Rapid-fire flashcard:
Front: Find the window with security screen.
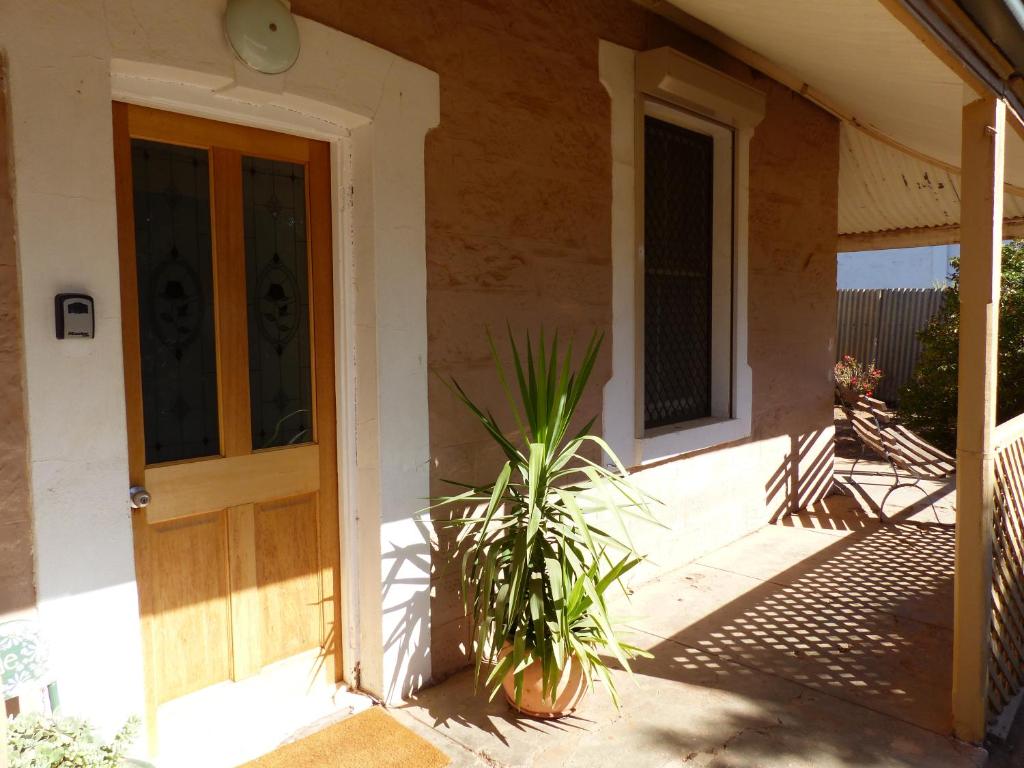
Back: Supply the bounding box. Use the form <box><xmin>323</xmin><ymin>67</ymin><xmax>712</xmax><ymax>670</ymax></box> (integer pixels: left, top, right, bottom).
<box><xmin>643</xmin><ymin>114</ymin><xmax>716</xmax><ymax>430</ymax></box>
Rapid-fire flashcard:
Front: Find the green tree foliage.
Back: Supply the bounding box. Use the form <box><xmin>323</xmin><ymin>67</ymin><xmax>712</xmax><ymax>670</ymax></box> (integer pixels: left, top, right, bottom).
<box><xmin>899</xmin><ymin>240</ymin><xmax>1024</xmax><ymax>453</ymax></box>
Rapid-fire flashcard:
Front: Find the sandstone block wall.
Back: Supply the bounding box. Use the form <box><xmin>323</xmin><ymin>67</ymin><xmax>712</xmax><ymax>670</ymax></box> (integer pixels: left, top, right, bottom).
<box><xmin>271</xmin><ymin>0</ymin><xmax>840</xmax><ymax>681</ymax></box>
<box><xmin>0</xmin><ymin>56</ymin><xmax>36</xmax><ymax>621</ymax></box>
<box><xmin>617</xmin><ymin>78</ymin><xmax>839</xmax><ymax>591</ymax></box>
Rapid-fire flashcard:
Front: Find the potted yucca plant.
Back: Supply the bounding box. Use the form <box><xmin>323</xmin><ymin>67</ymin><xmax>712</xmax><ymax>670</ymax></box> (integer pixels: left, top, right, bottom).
<box><xmin>429</xmin><ymin>329</ymin><xmax>661</xmax><ymax>718</ymax></box>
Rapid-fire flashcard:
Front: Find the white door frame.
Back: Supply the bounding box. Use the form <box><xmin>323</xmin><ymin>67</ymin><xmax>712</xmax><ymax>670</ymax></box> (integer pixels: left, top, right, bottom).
<box><xmin>2</xmin><ymin>2</ymin><xmax>438</xmax><ymax>735</ymax></box>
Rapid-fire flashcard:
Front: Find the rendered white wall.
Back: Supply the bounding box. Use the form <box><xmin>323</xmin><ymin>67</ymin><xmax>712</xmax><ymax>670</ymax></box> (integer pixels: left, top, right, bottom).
<box><xmin>2</xmin><ymin>2</ymin><xmax>144</xmax><ymax>733</ymax></box>
<box><xmin>1</xmin><ymin>0</ymin><xmax>438</xmax><ymax>739</ymax></box>
<box><xmin>616</xmin><ymin>428</ymin><xmax>835</xmax><ymax>585</ymax></box>
<box><xmin>837</xmin><ymin>244</ymin><xmax>957</xmax><ymax>289</ymax></box>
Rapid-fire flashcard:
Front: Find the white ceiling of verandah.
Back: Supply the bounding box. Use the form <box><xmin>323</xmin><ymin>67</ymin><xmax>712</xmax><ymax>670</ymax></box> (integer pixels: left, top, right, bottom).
<box><xmin>659</xmin><ymin>0</ymin><xmax>1024</xmax><ymax>239</ymax></box>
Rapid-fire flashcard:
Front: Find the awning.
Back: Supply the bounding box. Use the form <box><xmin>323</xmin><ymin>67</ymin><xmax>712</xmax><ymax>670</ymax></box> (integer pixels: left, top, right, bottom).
<box><xmin>640</xmin><ymin>0</ymin><xmax>1024</xmax><ymax>249</ymax></box>
<box><xmin>839</xmin><ymin>126</ymin><xmax>1024</xmax><ymax>249</ymax></box>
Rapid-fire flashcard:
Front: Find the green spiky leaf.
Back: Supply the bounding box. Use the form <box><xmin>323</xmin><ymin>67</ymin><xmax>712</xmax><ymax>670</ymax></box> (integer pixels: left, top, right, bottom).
<box><xmin>424</xmin><ymin>328</ymin><xmax>663</xmax><ymax>708</ymax></box>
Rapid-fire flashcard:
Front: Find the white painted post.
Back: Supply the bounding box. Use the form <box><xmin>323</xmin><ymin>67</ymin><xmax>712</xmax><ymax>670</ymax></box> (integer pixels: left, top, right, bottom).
<box><xmin>953</xmin><ymin>95</ymin><xmax>1005</xmax><ymax>743</ymax></box>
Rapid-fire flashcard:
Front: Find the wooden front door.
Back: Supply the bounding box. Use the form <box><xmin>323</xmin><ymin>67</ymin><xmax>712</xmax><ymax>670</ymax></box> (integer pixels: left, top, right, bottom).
<box><xmin>112</xmin><ymin>103</ymin><xmax>340</xmax><ymax>717</ymax></box>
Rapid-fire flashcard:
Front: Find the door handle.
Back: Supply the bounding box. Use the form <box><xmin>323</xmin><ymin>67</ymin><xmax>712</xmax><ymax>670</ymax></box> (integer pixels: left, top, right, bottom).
<box><xmin>129</xmin><ymin>486</ymin><xmax>151</xmax><ymax>509</ymax></box>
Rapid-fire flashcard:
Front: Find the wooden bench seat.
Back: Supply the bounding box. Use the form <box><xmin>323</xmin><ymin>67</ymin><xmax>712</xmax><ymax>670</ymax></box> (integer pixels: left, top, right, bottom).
<box><xmin>848</xmin><ymin>395</ymin><xmax>955</xmax><ymax>520</ymax></box>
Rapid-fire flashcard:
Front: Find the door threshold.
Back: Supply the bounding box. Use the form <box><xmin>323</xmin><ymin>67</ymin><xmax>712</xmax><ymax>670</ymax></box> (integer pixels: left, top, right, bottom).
<box><xmin>149</xmin><ymin>650</ymin><xmax>372</xmax><ymax>768</ymax></box>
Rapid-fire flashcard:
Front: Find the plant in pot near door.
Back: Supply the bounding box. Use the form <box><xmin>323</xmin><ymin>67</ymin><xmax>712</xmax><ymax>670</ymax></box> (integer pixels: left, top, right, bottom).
<box><xmin>429</xmin><ymin>329</ymin><xmax>662</xmax><ymax>718</ymax></box>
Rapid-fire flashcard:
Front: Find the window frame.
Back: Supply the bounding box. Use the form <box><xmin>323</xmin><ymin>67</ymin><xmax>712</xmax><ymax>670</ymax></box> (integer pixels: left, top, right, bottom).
<box><xmin>639</xmin><ymin>100</ymin><xmax>736</xmax><ymax>436</ymax></box>
<box><xmin>598</xmin><ymin>43</ymin><xmax>765</xmax><ymax>465</ymax></box>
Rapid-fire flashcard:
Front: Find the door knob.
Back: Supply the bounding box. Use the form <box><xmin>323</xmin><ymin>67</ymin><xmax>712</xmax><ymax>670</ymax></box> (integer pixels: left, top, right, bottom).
<box><xmin>129</xmin><ymin>486</ymin><xmax>151</xmax><ymax>509</ymax></box>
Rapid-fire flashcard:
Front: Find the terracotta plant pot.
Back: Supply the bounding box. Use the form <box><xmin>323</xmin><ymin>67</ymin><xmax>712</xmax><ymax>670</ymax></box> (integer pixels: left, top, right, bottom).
<box><xmin>499</xmin><ymin>646</ymin><xmax>589</xmax><ymax>719</ymax></box>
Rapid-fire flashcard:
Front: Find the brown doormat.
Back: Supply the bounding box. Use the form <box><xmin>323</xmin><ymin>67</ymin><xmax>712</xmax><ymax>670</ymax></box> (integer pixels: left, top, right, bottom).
<box><xmin>239</xmin><ymin>707</ymin><xmax>450</xmax><ymax>768</ymax></box>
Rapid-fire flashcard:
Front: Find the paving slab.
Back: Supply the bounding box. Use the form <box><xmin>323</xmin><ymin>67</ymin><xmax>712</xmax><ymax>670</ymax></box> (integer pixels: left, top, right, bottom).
<box><xmin>698</xmin><ymin>521</ymin><xmax>954</xmax><ymax>630</ymax></box>
<box><xmin>629</xmin><ymin>528</ymin><xmax>954</xmax><ymax>734</ymax></box>
<box><xmin>399</xmin><ymin>631</ymin><xmax>982</xmax><ymax>768</ymax></box>
<box><xmin>398</xmin><ymin>515</ymin><xmax>977</xmax><ymax>768</ymax></box>
<box><xmin>774</xmin><ymin>494</ymin><xmax>881</xmax><ymax>536</ymax></box>
<box><xmin>696</xmin><ymin>524</ymin><xmax>845</xmax><ymax>582</ymax></box>
<box><xmin>616</xmin><ymin>562</ymin><xmax>769</xmax><ymax>641</ymax></box>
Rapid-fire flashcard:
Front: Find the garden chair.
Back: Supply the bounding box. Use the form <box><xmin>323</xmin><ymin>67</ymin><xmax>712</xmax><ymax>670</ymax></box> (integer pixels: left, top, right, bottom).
<box><xmin>848</xmin><ymin>395</ymin><xmax>955</xmax><ymax>521</ymax></box>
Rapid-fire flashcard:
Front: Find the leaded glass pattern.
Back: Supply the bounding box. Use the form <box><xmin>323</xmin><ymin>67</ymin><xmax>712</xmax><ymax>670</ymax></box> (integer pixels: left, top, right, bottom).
<box><xmin>643</xmin><ymin>115</ymin><xmax>714</xmax><ymax>430</ymax></box>
<box><xmin>131</xmin><ymin>139</ymin><xmax>220</xmax><ymax>464</ymax></box>
<box><xmin>242</xmin><ymin>156</ymin><xmax>313</xmax><ymax>449</ymax></box>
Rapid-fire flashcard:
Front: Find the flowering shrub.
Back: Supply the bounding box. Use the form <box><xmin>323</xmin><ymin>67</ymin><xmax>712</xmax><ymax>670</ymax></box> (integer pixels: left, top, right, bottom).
<box><xmin>6</xmin><ymin>713</ymin><xmax>139</xmax><ymax>768</ymax></box>
<box><xmin>834</xmin><ymin>355</ymin><xmax>883</xmax><ymax>401</ymax></box>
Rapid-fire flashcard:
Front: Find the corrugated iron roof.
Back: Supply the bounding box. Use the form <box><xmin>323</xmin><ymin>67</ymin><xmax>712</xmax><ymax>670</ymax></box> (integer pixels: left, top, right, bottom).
<box><xmin>654</xmin><ymin>0</ymin><xmax>1024</xmax><ymax>246</ymax></box>
<box><xmin>840</xmin><ymin>125</ymin><xmax>1024</xmax><ymax>237</ymax></box>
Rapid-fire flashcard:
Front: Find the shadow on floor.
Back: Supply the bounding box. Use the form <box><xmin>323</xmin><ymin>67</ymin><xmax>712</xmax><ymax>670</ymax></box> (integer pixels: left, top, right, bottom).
<box><xmin>629</xmin><ymin>519</ymin><xmax>956</xmax><ymax>733</ymax></box>
<box><xmin>400</xmin><ymin>507</ymin><xmax>975</xmax><ymax>767</ymax></box>
<box><xmin>834</xmin><ymin>460</ymin><xmax>956</xmax><ymax>525</ymax></box>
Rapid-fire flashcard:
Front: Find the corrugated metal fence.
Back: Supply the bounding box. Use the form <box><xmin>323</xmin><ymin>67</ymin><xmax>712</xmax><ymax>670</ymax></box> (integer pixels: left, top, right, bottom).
<box><xmin>836</xmin><ymin>288</ymin><xmax>945</xmax><ymax>404</ymax></box>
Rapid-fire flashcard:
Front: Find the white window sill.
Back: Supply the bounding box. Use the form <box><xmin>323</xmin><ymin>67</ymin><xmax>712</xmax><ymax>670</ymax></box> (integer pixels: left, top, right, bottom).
<box><xmin>637</xmin><ymin>416</ymin><xmax>751</xmax><ymax>465</ymax></box>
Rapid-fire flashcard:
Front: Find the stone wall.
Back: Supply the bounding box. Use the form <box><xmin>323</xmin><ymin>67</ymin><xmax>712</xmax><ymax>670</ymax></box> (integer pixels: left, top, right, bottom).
<box><xmin>624</xmin><ymin>79</ymin><xmax>839</xmax><ymax>591</ymax></box>
<box><xmin>749</xmin><ymin>84</ymin><xmax>840</xmax><ymax>443</ymax></box>
<box><xmin>749</xmin><ymin>81</ymin><xmax>839</xmax><ymax>523</ymax></box>
<box><xmin>284</xmin><ymin>0</ymin><xmax>839</xmax><ymax>681</ymax></box>
<box><xmin>0</xmin><ymin>55</ymin><xmax>36</xmax><ymax>620</ymax></box>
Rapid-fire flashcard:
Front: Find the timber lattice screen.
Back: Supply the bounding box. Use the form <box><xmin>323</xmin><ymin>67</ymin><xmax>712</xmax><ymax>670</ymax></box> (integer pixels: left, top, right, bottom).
<box><xmin>990</xmin><ymin>414</ymin><xmax>1024</xmax><ymax>722</ymax></box>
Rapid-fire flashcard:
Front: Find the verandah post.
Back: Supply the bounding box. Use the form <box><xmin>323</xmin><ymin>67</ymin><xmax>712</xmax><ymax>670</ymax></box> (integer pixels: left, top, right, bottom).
<box><xmin>952</xmin><ymin>94</ymin><xmax>1005</xmax><ymax>743</ymax></box>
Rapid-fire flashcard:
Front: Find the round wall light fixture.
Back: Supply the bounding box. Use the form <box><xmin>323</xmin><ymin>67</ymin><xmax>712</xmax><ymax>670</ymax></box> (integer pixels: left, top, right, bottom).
<box><xmin>225</xmin><ymin>0</ymin><xmax>300</xmax><ymax>75</ymax></box>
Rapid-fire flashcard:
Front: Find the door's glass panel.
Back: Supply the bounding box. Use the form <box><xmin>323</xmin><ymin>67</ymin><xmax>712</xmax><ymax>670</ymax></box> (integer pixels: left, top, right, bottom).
<box><xmin>242</xmin><ymin>156</ymin><xmax>313</xmax><ymax>450</ymax></box>
<box><xmin>131</xmin><ymin>139</ymin><xmax>220</xmax><ymax>464</ymax></box>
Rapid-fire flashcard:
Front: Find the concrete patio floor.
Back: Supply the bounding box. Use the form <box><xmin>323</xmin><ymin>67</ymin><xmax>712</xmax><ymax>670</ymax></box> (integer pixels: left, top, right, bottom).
<box><xmin>393</xmin><ymin>471</ymin><xmax>983</xmax><ymax>768</ymax></box>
